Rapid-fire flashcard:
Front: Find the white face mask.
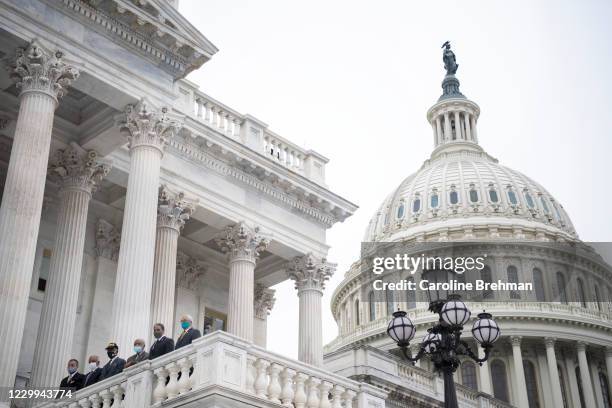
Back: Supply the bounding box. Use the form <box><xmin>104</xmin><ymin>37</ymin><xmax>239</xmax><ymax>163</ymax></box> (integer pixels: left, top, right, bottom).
<box><xmin>88</xmin><ymin>362</ymin><xmax>98</xmax><ymax>372</ymax></box>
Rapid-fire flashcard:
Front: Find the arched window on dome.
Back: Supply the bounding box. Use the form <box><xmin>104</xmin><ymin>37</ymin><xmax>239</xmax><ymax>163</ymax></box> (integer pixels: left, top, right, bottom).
<box><xmin>507</xmin><ymin>265</ymin><xmax>520</xmax><ymax>299</ymax></box>
<box><xmin>540</xmin><ymin>195</ymin><xmax>551</xmax><ymax>214</ymax></box>
<box><xmin>386</xmin><ymin>289</ymin><xmax>394</xmax><ymax>316</ymax></box>
<box><xmin>396</xmin><ymin>201</ymin><xmax>405</xmax><ymax>219</ymax></box>
<box><xmin>481</xmin><ymin>266</ymin><xmax>493</xmax><ymax>299</ymax></box>
<box><xmin>594</xmin><ymin>285</ymin><xmax>602</xmax><ymax>311</ymax></box>
<box><xmin>412</xmin><ymin>196</ymin><xmax>421</xmax><ymax>213</ymax></box>
<box><xmin>449</xmin><ymin>189</ymin><xmax>459</xmax><ymax>205</ymax></box>
<box><xmin>430</xmin><ymin>192</ymin><xmax>439</xmax><ymax>209</ymax></box>
<box><xmin>523</xmin><ymin>360</ymin><xmax>541</xmax><ymax>408</ymax></box>
<box><xmin>558</xmin><ymin>365</ymin><xmax>569</xmax><ymax>408</ymax></box>
<box><xmin>368</xmin><ymin>291</ymin><xmax>376</xmax><ymax>321</ymax></box>
<box><xmin>524</xmin><ymin>190</ymin><xmax>535</xmax><ymax>209</ymax></box>
<box><xmin>552</xmin><ymin>200</ymin><xmax>564</xmax><ymax>223</ymax></box>
<box><xmin>490</xmin><ymin>360</ymin><xmax>509</xmax><ymax>402</ymax></box>
<box><xmin>556</xmin><ymin>272</ymin><xmax>568</xmax><ymax>304</ymax></box>
<box><xmin>406</xmin><ymin>277</ymin><xmax>416</xmax><ymax>309</ymax></box>
<box><xmin>576</xmin><ymin>278</ymin><xmax>587</xmax><ymax>308</ymax></box>
<box><xmin>469</xmin><ymin>184</ymin><xmax>479</xmax><ymax>203</ymax></box>
<box><xmin>354</xmin><ymin>299</ymin><xmax>360</xmax><ymax>326</ymax></box>
<box><xmin>533</xmin><ymin>268</ymin><xmax>546</xmax><ymax>301</ymax></box>
<box><xmin>576</xmin><ymin>367</ymin><xmax>586</xmax><ymax>408</ymax></box>
<box><xmin>489</xmin><ymin>188</ymin><xmax>499</xmax><ymax>203</ymax></box>
<box><xmin>507</xmin><ymin>188</ymin><xmax>518</xmax><ymax>205</ymax></box>
<box><xmin>461</xmin><ymin>362</ymin><xmax>478</xmax><ymax>390</ymax></box>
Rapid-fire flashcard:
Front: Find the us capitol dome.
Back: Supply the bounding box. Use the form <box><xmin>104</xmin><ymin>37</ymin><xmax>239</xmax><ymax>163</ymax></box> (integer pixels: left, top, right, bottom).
<box><xmin>324</xmin><ymin>45</ymin><xmax>612</xmax><ymax>408</ymax></box>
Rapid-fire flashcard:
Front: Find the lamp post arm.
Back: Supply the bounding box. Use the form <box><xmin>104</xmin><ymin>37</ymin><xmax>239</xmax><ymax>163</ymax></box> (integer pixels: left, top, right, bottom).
<box><xmin>458</xmin><ymin>340</ymin><xmax>491</xmax><ymax>365</ymax></box>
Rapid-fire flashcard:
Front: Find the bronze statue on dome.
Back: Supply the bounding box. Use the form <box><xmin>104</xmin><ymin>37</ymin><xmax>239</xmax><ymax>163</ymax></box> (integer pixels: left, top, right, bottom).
<box><xmin>441</xmin><ymin>41</ymin><xmax>458</xmax><ymax>75</ymax></box>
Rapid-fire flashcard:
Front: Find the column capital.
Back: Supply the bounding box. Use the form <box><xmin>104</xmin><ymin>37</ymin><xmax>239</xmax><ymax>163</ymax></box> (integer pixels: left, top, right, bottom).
<box><xmin>215</xmin><ymin>222</ymin><xmax>270</xmax><ymax>262</ymax></box>
<box><xmin>576</xmin><ymin>341</ymin><xmax>587</xmax><ymax>352</ymax></box>
<box><xmin>176</xmin><ymin>252</ymin><xmax>207</xmax><ymax>290</ymax></box>
<box><xmin>49</xmin><ymin>146</ymin><xmax>111</xmax><ymax>193</ymax></box>
<box><xmin>605</xmin><ymin>346</ymin><xmax>612</xmax><ymax>358</ymax></box>
<box><xmin>157</xmin><ymin>185</ymin><xmax>196</xmax><ymax>232</ymax></box>
<box><xmin>286</xmin><ymin>253</ymin><xmax>336</xmax><ymax>293</ymax></box>
<box><xmin>510</xmin><ymin>335</ymin><xmax>522</xmax><ymax>347</ymax></box>
<box><xmin>116</xmin><ymin>98</ymin><xmax>183</xmax><ymax>152</ymax></box>
<box><xmin>544</xmin><ymin>337</ymin><xmax>557</xmax><ymax>348</ymax></box>
<box><xmin>9</xmin><ymin>40</ymin><xmax>79</xmax><ymax>101</ymax></box>
<box><xmin>95</xmin><ymin>219</ymin><xmax>120</xmax><ymax>261</ymax></box>
<box><xmin>254</xmin><ymin>283</ymin><xmax>276</xmax><ymax>320</ymax></box>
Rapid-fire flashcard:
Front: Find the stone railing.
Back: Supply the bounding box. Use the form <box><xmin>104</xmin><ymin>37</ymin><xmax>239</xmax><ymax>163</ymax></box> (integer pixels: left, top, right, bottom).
<box><xmin>324</xmin><ymin>345</ymin><xmax>513</xmax><ymax>408</ymax></box>
<box><xmin>39</xmin><ymin>331</ymin><xmax>386</xmax><ymax>408</ymax></box>
<box><xmin>174</xmin><ymin>80</ymin><xmax>328</xmax><ymax>185</ymax></box>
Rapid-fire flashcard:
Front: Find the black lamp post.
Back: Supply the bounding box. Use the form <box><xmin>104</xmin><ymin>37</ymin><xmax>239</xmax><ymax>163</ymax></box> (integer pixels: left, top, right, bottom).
<box><xmin>386</xmin><ymin>293</ymin><xmax>501</xmax><ymax>408</ymax></box>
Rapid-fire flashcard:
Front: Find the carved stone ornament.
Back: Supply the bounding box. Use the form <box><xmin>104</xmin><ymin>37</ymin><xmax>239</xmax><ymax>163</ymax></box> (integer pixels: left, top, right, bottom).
<box><xmin>9</xmin><ymin>39</ymin><xmax>79</xmax><ymax>100</ymax></box>
<box><xmin>95</xmin><ymin>219</ymin><xmax>120</xmax><ymax>261</ymax></box>
<box><xmin>157</xmin><ymin>184</ymin><xmax>196</xmax><ymax>231</ymax></box>
<box><xmin>286</xmin><ymin>253</ymin><xmax>336</xmax><ymax>293</ymax></box>
<box><xmin>176</xmin><ymin>252</ymin><xmax>207</xmax><ymax>290</ymax></box>
<box><xmin>215</xmin><ymin>221</ymin><xmax>270</xmax><ymax>261</ymax></box>
<box><xmin>254</xmin><ymin>283</ymin><xmax>276</xmax><ymax>319</ymax></box>
<box><xmin>116</xmin><ymin>98</ymin><xmax>183</xmax><ymax>151</ymax></box>
<box><xmin>48</xmin><ymin>145</ymin><xmax>111</xmax><ymax>193</ymax></box>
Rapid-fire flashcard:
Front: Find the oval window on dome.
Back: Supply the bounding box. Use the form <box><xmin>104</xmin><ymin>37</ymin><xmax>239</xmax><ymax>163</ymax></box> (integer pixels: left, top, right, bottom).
<box><xmin>397</xmin><ymin>202</ymin><xmax>405</xmax><ymax>219</ymax></box>
<box><xmin>450</xmin><ymin>190</ymin><xmax>459</xmax><ymax>205</ymax></box>
<box><xmin>540</xmin><ymin>196</ymin><xmax>550</xmax><ymax>214</ymax></box>
<box><xmin>489</xmin><ymin>189</ymin><xmax>499</xmax><ymax>203</ymax></box>
<box><xmin>469</xmin><ymin>189</ymin><xmax>479</xmax><ymax>203</ymax></box>
<box><xmin>524</xmin><ymin>191</ymin><xmax>535</xmax><ymax>208</ymax></box>
<box><xmin>553</xmin><ymin>203</ymin><xmax>563</xmax><ymax>222</ymax></box>
<box><xmin>412</xmin><ymin>198</ymin><xmax>421</xmax><ymax>213</ymax></box>
<box><xmin>431</xmin><ymin>194</ymin><xmax>439</xmax><ymax>208</ymax></box>
<box><xmin>507</xmin><ymin>190</ymin><xmax>518</xmax><ymax>205</ymax></box>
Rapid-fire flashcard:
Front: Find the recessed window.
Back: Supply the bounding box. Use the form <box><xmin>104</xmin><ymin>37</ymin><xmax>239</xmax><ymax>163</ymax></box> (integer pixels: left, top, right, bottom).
<box><xmin>507</xmin><ymin>265</ymin><xmax>520</xmax><ymax>299</ymax></box>
<box><xmin>552</xmin><ymin>202</ymin><xmax>563</xmax><ymax>222</ymax></box>
<box><xmin>396</xmin><ymin>202</ymin><xmax>405</xmax><ymax>219</ymax></box>
<box><xmin>524</xmin><ymin>191</ymin><xmax>535</xmax><ymax>208</ymax></box>
<box><xmin>449</xmin><ymin>190</ymin><xmax>459</xmax><ymax>205</ymax></box>
<box><xmin>540</xmin><ymin>196</ymin><xmax>550</xmax><ymax>214</ymax></box>
<box><xmin>489</xmin><ymin>189</ymin><xmax>499</xmax><ymax>203</ymax></box>
<box><xmin>412</xmin><ymin>198</ymin><xmax>421</xmax><ymax>213</ymax></box>
<box><xmin>507</xmin><ymin>190</ymin><xmax>518</xmax><ymax>205</ymax></box>
<box><xmin>430</xmin><ymin>193</ymin><xmax>439</xmax><ymax>208</ymax></box>
<box><xmin>469</xmin><ymin>189</ymin><xmax>479</xmax><ymax>203</ymax></box>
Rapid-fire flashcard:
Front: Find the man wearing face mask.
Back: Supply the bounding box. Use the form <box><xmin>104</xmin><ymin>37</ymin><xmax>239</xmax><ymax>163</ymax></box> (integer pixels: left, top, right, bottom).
<box><xmin>83</xmin><ymin>355</ymin><xmax>102</xmax><ymax>388</ymax></box>
<box><xmin>175</xmin><ymin>314</ymin><xmax>201</xmax><ymax>350</ymax></box>
<box><xmin>125</xmin><ymin>338</ymin><xmax>148</xmax><ymax>368</ymax></box>
<box><xmin>59</xmin><ymin>359</ymin><xmax>85</xmax><ymax>391</ymax></box>
<box><xmin>149</xmin><ymin>323</ymin><xmax>174</xmax><ymax>360</ymax></box>
<box><xmin>100</xmin><ymin>342</ymin><xmax>126</xmax><ymax>380</ymax></box>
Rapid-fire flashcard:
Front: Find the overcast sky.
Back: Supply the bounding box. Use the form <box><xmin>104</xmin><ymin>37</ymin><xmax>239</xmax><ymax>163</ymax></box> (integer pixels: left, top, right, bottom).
<box><xmin>182</xmin><ymin>0</ymin><xmax>612</xmax><ymax>359</ymax></box>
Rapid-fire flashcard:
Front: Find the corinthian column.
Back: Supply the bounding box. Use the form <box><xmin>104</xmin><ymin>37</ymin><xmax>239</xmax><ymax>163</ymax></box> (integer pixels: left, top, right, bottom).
<box><xmin>29</xmin><ymin>146</ymin><xmax>110</xmax><ymax>388</ymax></box>
<box><xmin>544</xmin><ymin>338</ymin><xmax>564</xmax><ymax>408</ymax></box>
<box><xmin>0</xmin><ymin>41</ymin><xmax>79</xmax><ymax>389</ymax></box>
<box><xmin>254</xmin><ymin>284</ymin><xmax>276</xmax><ymax>348</ymax></box>
<box><xmin>110</xmin><ymin>99</ymin><xmax>182</xmax><ymax>355</ymax></box>
<box><xmin>286</xmin><ymin>254</ymin><xmax>335</xmax><ymax>367</ymax></box>
<box><xmin>215</xmin><ymin>222</ymin><xmax>269</xmax><ymax>342</ymax></box>
<box><xmin>576</xmin><ymin>341</ymin><xmax>597</xmax><ymax>408</ymax></box>
<box><xmin>510</xmin><ymin>336</ymin><xmax>529</xmax><ymax>408</ymax></box>
<box><xmin>150</xmin><ymin>186</ymin><xmax>195</xmax><ymax>339</ymax></box>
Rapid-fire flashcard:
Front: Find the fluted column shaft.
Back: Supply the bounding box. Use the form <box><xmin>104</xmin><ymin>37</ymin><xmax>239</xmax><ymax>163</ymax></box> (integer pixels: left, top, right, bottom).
<box><xmin>0</xmin><ymin>42</ymin><xmax>78</xmax><ymax>389</ymax></box>
<box><xmin>443</xmin><ymin>112</ymin><xmax>451</xmax><ymax>140</ymax></box>
<box><xmin>576</xmin><ymin>342</ymin><xmax>596</xmax><ymax>408</ymax></box>
<box><xmin>606</xmin><ymin>348</ymin><xmax>612</xmax><ymax>404</ymax></box>
<box><xmin>111</xmin><ymin>145</ymin><xmax>161</xmax><ymax>352</ymax></box>
<box><xmin>510</xmin><ymin>336</ymin><xmax>529</xmax><ymax>408</ymax></box>
<box><xmin>454</xmin><ymin>111</ymin><xmax>462</xmax><ymax>140</ymax></box>
<box><xmin>228</xmin><ymin>255</ymin><xmax>256</xmax><ymax>340</ymax></box>
<box><xmin>544</xmin><ymin>338</ymin><xmax>564</xmax><ymax>408</ymax></box>
<box><xmin>478</xmin><ymin>346</ymin><xmax>492</xmax><ymax>394</ymax></box>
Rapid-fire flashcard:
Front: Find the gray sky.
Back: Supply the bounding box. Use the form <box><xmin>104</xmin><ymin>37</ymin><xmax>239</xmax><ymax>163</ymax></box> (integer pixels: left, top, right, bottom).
<box><xmin>183</xmin><ymin>0</ymin><xmax>612</xmax><ymax>359</ymax></box>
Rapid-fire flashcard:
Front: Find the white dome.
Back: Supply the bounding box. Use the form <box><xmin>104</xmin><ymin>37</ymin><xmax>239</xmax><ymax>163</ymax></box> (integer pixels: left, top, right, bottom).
<box><xmin>364</xmin><ymin>135</ymin><xmax>577</xmax><ymax>243</ymax></box>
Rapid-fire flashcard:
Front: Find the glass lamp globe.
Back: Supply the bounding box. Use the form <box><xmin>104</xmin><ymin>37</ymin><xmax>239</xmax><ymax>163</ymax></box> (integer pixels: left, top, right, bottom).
<box><xmin>440</xmin><ymin>295</ymin><xmax>471</xmax><ymax>326</ymax></box>
<box><xmin>387</xmin><ymin>310</ymin><xmax>415</xmax><ymax>347</ymax></box>
<box><xmin>422</xmin><ymin>331</ymin><xmax>441</xmax><ymax>353</ymax></box>
<box><xmin>471</xmin><ymin>312</ymin><xmax>501</xmax><ymax>345</ymax></box>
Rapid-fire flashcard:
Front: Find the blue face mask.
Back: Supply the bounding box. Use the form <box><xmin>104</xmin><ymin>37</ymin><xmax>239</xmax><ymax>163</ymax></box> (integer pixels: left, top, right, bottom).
<box><xmin>181</xmin><ymin>321</ymin><xmax>191</xmax><ymax>330</ymax></box>
<box><xmin>134</xmin><ymin>346</ymin><xmax>143</xmax><ymax>354</ymax></box>
<box><xmin>67</xmin><ymin>367</ymin><xmax>77</xmax><ymax>374</ymax></box>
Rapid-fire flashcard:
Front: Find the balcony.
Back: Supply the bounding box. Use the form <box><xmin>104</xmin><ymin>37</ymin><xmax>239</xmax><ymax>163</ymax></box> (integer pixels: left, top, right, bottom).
<box><xmin>38</xmin><ymin>331</ymin><xmax>386</xmax><ymax>408</ymax></box>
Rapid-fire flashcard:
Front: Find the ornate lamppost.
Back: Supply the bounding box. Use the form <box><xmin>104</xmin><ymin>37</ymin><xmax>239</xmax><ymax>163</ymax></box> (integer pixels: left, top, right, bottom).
<box><xmin>386</xmin><ymin>289</ymin><xmax>501</xmax><ymax>408</ymax></box>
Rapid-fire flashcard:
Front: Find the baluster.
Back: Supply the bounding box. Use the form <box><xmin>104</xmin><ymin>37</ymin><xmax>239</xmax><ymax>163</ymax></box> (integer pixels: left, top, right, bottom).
<box><xmin>330</xmin><ymin>385</ymin><xmax>344</xmax><ymax>408</ymax></box>
<box><xmin>246</xmin><ymin>355</ymin><xmax>257</xmax><ymax>394</ymax></box>
<box><xmin>233</xmin><ymin>118</ymin><xmax>241</xmax><ymax>138</ymax></box>
<box><xmin>88</xmin><ymin>394</ymin><xmax>101</xmax><ymax>408</ymax></box>
<box><xmin>226</xmin><ymin>115</ymin><xmax>234</xmax><ymax>135</ymax></box>
<box><xmin>204</xmin><ymin>102</ymin><xmax>211</xmax><ymax>122</ymax></box>
<box><xmin>153</xmin><ymin>367</ymin><xmax>168</xmax><ymax>402</ymax></box>
<box><xmin>78</xmin><ymin>398</ymin><xmax>92</xmax><ymax>408</ymax></box>
<box><xmin>166</xmin><ymin>362</ymin><xmax>180</xmax><ymax>399</ymax></box>
<box><xmin>342</xmin><ymin>389</ymin><xmax>356</xmax><ymax>408</ymax></box>
<box><xmin>280</xmin><ymin>367</ymin><xmax>296</xmax><ymax>406</ymax></box>
<box><xmin>219</xmin><ymin>111</ymin><xmax>226</xmax><ymax>131</ymax></box>
<box><xmin>196</xmin><ymin>98</ymin><xmax>203</xmax><ymax>117</ymax></box>
<box><xmin>110</xmin><ymin>385</ymin><xmax>123</xmax><ymax>408</ymax></box>
<box><xmin>177</xmin><ymin>357</ymin><xmax>192</xmax><ymax>394</ymax></box>
<box><xmin>294</xmin><ymin>373</ymin><xmax>309</xmax><ymax>408</ymax></box>
<box><xmin>267</xmin><ymin>363</ymin><xmax>283</xmax><ymax>403</ymax></box>
<box><xmin>100</xmin><ymin>389</ymin><xmax>112</xmax><ymax>408</ymax></box>
<box><xmin>254</xmin><ymin>358</ymin><xmax>270</xmax><ymax>398</ymax></box>
<box><xmin>306</xmin><ymin>377</ymin><xmax>321</xmax><ymax>408</ymax></box>
<box><xmin>318</xmin><ymin>381</ymin><xmax>332</xmax><ymax>408</ymax></box>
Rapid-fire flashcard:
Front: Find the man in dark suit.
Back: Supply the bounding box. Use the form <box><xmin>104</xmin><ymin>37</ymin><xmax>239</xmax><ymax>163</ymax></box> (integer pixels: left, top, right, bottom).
<box><xmin>100</xmin><ymin>342</ymin><xmax>126</xmax><ymax>380</ymax></box>
<box><xmin>125</xmin><ymin>338</ymin><xmax>149</xmax><ymax>368</ymax></box>
<box><xmin>175</xmin><ymin>314</ymin><xmax>201</xmax><ymax>349</ymax></box>
<box><xmin>83</xmin><ymin>355</ymin><xmax>103</xmax><ymax>388</ymax></box>
<box><xmin>149</xmin><ymin>323</ymin><xmax>174</xmax><ymax>360</ymax></box>
<box><xmin>59</xmin><ymin>359</ymin><xmax>85</xmax><ymax>391</ymax></box>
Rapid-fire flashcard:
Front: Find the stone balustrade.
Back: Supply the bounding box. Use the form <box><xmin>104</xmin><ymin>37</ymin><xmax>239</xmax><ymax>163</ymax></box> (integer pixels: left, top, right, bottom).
<box><xmin>38</xmin><ymin>331</ymin><xmax>385</xmax><ymax>408</ymax></box>
<box><xmin>175</xmin><ymin>80</ymin><xmax>328</xmax><ymax>185</ymax></box>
